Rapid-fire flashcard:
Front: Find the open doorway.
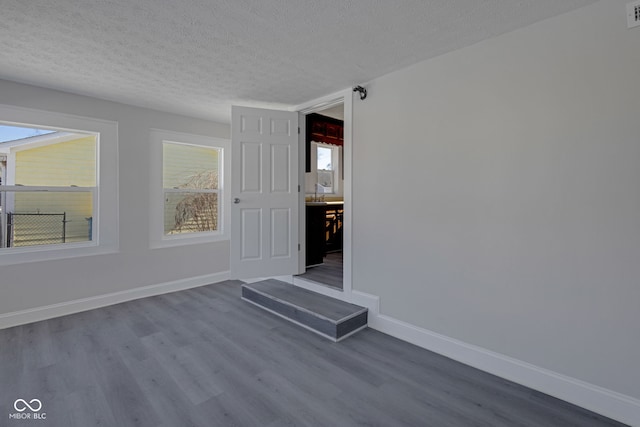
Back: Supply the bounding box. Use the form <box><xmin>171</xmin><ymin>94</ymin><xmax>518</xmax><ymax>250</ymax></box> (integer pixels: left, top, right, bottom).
<box><xmin>296</xmin><ymin>103</ymin><xmax>345</xmax><ymax>289</ymax></box>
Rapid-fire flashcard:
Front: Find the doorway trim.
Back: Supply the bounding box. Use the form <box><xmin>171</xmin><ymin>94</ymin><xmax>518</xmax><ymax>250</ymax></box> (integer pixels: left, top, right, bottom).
<box><xmin>284</xmin><ymin>88</ymin><xmax>353</xmax><ymax>300</ymax></box>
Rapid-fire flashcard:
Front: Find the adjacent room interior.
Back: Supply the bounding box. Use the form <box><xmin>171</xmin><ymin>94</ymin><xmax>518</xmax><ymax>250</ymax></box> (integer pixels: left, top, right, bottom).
<box><xmin>298</xmin><ymin>103</ymin><xmax>345</xmax><ymax>290</ymax></box>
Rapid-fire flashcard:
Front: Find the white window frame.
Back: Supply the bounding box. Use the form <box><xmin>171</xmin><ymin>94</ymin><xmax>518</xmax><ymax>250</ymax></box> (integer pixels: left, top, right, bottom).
<box><xmin>0</xmin><ymin>104</ymin><xmax>119</xmax><ymax>266</ymax></box>
<box><xmin>149</xmin><ymin>129</ymin><xmax>230</xmax><ymax>248</ymax></box>
<box><xmin>309</xmin><ymin>141</ymin><xmax>341</xmax><ymax>196</ymax></box>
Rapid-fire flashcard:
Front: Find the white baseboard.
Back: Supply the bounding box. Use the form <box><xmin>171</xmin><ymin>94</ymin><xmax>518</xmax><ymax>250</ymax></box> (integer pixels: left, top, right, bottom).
<box><xmin>0</xmin><ymin>271</ymin><xmax>230</xmax><ymax>330</ymax></box>
<box><xmin>348</xmin><ymin>290</ymin><xmax>380</xmax><ymax>316</ymax></box>
<box><xmin>360</xmin><ymin>302</ymin><xmax>640</xmax><ymax>426</ymax></box>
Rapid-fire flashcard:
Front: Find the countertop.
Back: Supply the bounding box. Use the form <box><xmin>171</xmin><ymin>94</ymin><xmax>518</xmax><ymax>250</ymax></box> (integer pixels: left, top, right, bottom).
<box><xmin>306</xmin><ymin>201</ymin><xmax>344</xmax><ymax>206</ymax></box>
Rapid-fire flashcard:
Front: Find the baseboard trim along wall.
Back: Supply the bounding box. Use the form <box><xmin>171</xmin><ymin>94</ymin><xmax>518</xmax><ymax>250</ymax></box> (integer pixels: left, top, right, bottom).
<box><xmin>0</xmin><ymin>271</ymin><xmax>230</xmax><ymax>330</ymax></box>
<box><xmin>349</xmin><ymin>289</ymin><xmax>639</xmax><ymax>426</ymax></box>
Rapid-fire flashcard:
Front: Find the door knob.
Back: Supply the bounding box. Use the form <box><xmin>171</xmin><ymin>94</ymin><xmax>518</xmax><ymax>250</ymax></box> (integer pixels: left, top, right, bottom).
<box><xmin>234</xmin><ymin>198</ymin><xmax>240</xmax><ymax>204</ymax></box>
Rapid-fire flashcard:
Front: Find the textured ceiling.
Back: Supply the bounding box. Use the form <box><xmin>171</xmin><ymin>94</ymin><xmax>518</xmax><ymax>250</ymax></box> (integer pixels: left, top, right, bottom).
<box><xmin>1</xmin><ymin>0</ymin><xmax>597</xmax><ymax>123</ymax></box>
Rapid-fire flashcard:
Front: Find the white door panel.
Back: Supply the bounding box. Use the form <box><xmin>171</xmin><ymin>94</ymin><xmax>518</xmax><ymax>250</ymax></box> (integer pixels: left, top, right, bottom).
<box><xmin>271</xmin><ymin>145</ymin><xmax>290</xmax><ymax>193</ymax></box>
<box><xmin>271</xmin><ymin>208</ymin><xmax>291</xmax><ymax>258</ymax></box>
<box><xmin>241</xmin><ymin>143</ymin><xmax>262</xmax><ymax>193</ymax></box>
<box><xmin>231</xmin><ymin>106</ymin><xmax>299</xmax><ymax>279</ymax></box>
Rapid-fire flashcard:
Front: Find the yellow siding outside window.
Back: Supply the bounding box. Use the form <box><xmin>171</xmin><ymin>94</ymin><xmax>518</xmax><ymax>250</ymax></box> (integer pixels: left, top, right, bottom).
<box><xmin>8</xmin><ymin>135</ymin><xmax>96</xmax><ymax>246</ymax></box>
<box><xmin>15</xmin><ymin>135</ymin><xmax>96</xmax><ymax>186</ymax></box>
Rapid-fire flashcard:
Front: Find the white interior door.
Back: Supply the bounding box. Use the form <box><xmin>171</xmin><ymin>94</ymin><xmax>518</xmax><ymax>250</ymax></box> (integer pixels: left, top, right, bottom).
<box><xmin>231</xmin><ymin>106</ymin><xmax>299</xmax><ymax>279</ymax></box>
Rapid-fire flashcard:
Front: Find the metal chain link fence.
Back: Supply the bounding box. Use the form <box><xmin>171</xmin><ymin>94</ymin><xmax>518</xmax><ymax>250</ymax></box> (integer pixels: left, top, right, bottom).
<box><xmin>6</xmin><ymin>212</ymin><xmax>66</xmax><ymax>247</ymax></box>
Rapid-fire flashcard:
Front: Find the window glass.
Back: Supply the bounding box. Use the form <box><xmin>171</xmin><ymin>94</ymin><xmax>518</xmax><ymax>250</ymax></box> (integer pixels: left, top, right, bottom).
<box><xmin>162</xmin><ymin>142</ymin><xmax>220</xmax><ymax>236</ymax></box>
<box><xmin>0</xmin><ymin>125</ymin><xmax>55</xmax><ymax>143</ymax></box>
<box><xmin>4</xmin><ymin>191</ymin><xmax>93</xmax><ymax>247</ymax></box>
<box><xmin>1</xmin><ymin>127</ymin><xmax>97</xmax><ymax>249</ymax></box>
<box><xmin>164</xmin><ymin>192</ymin><xmax>218</xmax><ymax>234</ymax></box>
<box><xmin>310</xmin><ymin>143</ymin><xmax>339</xmax><ymax>195</ymax></box>
<box><xmin>317</xmin><ymin>146</ymin><xmax>333</xmax><ymax>171</ymax></box>
<box><xmin>163</xmin><ymin>143</ymin><xmax>219</xmax><ymax>190</ymax></box>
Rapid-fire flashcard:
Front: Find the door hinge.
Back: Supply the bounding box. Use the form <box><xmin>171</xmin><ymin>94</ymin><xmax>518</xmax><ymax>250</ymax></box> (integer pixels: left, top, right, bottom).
<box><xmin>298</xmin><ymin>243</ymin><xmax>301</xmax><ymax>251</ymax></box>
<box><xmin>298</xmin><ymin>127</ymin><xmax>301</xmax><ymax>134</ymax></box>
<box><xmin>298</xmin><ymin>184</ymin><xmax>300</xmax><ymax>192</ymax></box>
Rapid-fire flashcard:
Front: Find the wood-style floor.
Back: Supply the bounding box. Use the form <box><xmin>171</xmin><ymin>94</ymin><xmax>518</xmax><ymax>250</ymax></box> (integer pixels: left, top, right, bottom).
<box><xmin>0</xmin><ymin>280</ymin><xmax>625</xmax><ymax>427</ymax></box>
<box><xmin>298</xmin><ymin>251</ymin><xmax>343</xmax><ymax>289</ymax></box>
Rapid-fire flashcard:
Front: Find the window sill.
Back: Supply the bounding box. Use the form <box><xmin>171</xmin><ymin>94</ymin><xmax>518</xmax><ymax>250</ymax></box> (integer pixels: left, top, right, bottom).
<box><xmin>150</xmin><ymin>232</ymin><xmax>229</xmax><ymax>249</ymax></box>
<box><xmin>0</xmin><ymin>241</ymin><xmax>119</xmax><ymax>266</ymax></box>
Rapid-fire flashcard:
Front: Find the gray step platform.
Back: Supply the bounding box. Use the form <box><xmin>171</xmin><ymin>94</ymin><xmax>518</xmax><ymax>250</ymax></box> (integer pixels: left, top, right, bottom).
<box><xmin>241</xmin><ymin>279</ymin><xmax>368</xmax><ymax>342</ymax></box>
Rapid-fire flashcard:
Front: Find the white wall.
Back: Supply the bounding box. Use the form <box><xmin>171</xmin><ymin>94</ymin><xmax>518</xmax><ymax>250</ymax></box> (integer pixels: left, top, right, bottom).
<box><xmin>0</xmin><ymin>80</ymin><xmax>230</xmax><ymax>317</ymax></box>
<box><xmin>353</xmin><ymin>0</ymin><xmax>640</xmax><ymax>402</ymax></box>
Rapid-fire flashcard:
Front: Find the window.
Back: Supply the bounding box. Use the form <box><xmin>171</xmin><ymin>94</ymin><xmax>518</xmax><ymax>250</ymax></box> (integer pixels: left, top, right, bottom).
<box><xmin>150</xmin><ymin>130</ymin><xmax>229</xmax><ymax>247</ymax></box>
<box><xmin>0</xmin><ymin>105</ymin><xmax>118</xmax><ymax>266</ymax></box>
<box><xmin>163</xmin><ymin>142</ymin><xmax>220</xmax><ymax>235</ymax></box>
<box><xmin>308</xmin><ymin>142</ymin><xmax>341</xmax><ymax>195</ymax></box>
<box><xmin>317</xmin><ymin>146</ymin><xmax>333</xmax><ymax>171</ymax></box>
<box><xmin>0</xmin><ymin>127</ymin><xmax>96</xmax><ymax>248</ymax></box>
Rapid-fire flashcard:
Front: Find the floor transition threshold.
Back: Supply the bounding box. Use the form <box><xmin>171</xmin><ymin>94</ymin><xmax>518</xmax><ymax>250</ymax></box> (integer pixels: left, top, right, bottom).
<box><xmin>241</xmin><ymin>279</ymin><xmax>367</xmax><ymax>342</ymax></box>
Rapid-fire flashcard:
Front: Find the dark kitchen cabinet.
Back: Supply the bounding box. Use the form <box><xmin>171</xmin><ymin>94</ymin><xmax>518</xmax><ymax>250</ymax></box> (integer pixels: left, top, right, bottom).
<box><xmin>306</xmin><ymin>205</ymin><xmax>326</xmax><ymax>267</ymax></box>
<box><xmin>305</xmin><ymin>204</ymin><xmax>343</xmax><ymax>267</ymax></box>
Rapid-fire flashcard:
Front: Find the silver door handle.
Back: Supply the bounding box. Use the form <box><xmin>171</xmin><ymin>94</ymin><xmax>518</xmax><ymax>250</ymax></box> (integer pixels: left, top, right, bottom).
<box><xmin>234</xmin><ymin>198</ymin><xmax>240</xmax><ymax>204</ymax></box>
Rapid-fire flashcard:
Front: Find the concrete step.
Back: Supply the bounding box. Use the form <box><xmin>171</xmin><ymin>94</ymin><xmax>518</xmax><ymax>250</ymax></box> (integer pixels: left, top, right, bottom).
<box><xmin>241</xmin><ymin>279</ymin><xmax>368</xmax><ymax>342</ymax></box>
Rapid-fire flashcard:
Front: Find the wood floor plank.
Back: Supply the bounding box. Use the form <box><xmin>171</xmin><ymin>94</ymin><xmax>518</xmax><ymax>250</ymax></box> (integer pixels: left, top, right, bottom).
<box><xmin>87</xmin><ymin>350</ymin><xmax>161</xmax><ymax>427</ymax></box>
<box><xmin>253</xmin><ymin>369</ymin><xmax>346</xmax><ymax>426</ymax></box>
<box><xmin>21</xmin><ymin>320</ymin><xmax>58</xmax><ymax>369</ymax></box>
<box><xmin>298</xmin><ymin>251</ymin><xmax>343</xmax><ymax>289</ymax></box>
<box><xmin>0</xmin><ymin>280</ymin><xmax>628</xmax><ymax>427</ymax></box>
<box><xmin>66</xmin><ymin>385</ymin><xmax>118</xmax><ymax>427</ymax></box>
<box><xmin>189</xmin><ymin>342</ymin><xmax>283</xmax><ymax>425</ymax></box>
<box><xmin>120</xmin><ymin>352</ymin><xmax>210</xmax><ymax>427</ymax></box>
